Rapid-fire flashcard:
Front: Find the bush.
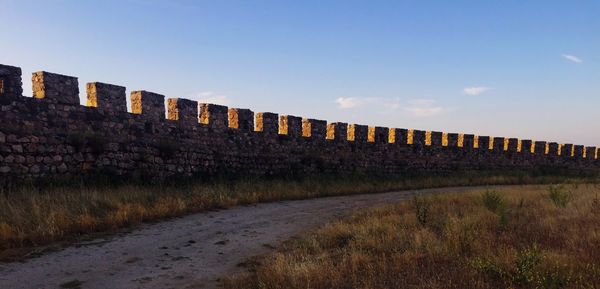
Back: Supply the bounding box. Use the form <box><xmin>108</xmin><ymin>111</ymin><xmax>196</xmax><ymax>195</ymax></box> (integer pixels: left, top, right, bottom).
<box><xmin>412</xmin><ymin>196</ymin><xmax>430</xmax><ymax>225</ymax></box>
<box><xmin>548</xmin><ymin>185</ymin><xmax>574</xmax><ymax>208</ymax></box>
<box><xmin>482</xmin><ymin>190</ymin><xmax>505</xmax><ymax>214</ymax></box>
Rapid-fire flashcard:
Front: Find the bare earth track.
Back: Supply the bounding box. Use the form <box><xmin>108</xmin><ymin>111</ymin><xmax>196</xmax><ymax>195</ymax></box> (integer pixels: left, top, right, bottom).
<box><xmin>0</xmin><ymin>185</ymin><xmax>528</xmax><ymax>289</ymax></box>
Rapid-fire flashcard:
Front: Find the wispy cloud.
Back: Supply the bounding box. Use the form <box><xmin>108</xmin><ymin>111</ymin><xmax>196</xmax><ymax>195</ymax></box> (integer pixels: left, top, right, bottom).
<box><xmin>335</xmin><ymin>97</ymin><xmax>447</xmax><ymax>117</ymax></box>
<box><xmin>403</xmin><ymin>99</ymin><xmax>446</xmax><ymax>117</ymax></box>
<box><xmin>562</xmin><ymin>54</ymin><xmax>582</xmax><ymax>63</ymax></box>
<box><xmin>463</xmin><ymin>86</ymin><xmax>490</xmax><ymax>96</ymax></box>
<box><xmin>195</xmin><ymin>91</ymin><xmax>231</xmax><ymax>105</ymax></box>
<box><xmin>335</xmin><ymin>97</ymin><xmax>364</xmax><ymax>109</ymax></box>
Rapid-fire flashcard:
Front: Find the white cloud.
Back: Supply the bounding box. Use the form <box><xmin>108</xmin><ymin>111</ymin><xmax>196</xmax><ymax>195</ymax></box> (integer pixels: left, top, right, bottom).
<box><xmin>562</xmin><ymin>54</ymin><xmax>582</xmax><ymax>63</ymax></box>
<box><xmin>195</xmin><ymin>91</ymin><xmax>231</xmax><ymax>105</ymax></box>
<box><xmin>335</xmin><ymin>96</ymin><xmax>447</xmax><ymax>117</ymax></box>
<box><xmin>335</xmin><ymin>97</ymin><xmax>363</xmax><ymax>109</ymax></box>
<box><xmin>463</xmin><ymin>86</ymin><xmax>490</xmax><ymax>96</ymax></box>
<box><xmin>403</xmin><ymin>99</ymin><xmax>446</xmax><ymax>117</ymax></box>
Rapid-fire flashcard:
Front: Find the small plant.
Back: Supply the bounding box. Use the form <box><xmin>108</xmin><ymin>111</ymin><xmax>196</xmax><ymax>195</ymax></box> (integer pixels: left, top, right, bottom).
<box><xmin>482</xmin><ymin>190</ymin><xmax>505</xmax><ymax>214</ymax></box>
<box><xmin>513</xmin><ymin>245</ymin><xmax>543</xmax><ymax>285</ymax></box>
<box><xmin>412</xmin><ymin>196</ymin><xmax>430</xmax><ymax>225</ymax></box>
<box><xmin>548</xmin><ymin>185</ymin><xmax>574</xmax><ymax>208</ymax></box>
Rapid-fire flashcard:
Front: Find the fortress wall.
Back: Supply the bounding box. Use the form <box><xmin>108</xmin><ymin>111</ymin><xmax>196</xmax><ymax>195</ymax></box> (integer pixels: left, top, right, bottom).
<box><xmin>0</xmin><ymin>63</ymin><xmax>597</xmax><ymax>180</ymax></box>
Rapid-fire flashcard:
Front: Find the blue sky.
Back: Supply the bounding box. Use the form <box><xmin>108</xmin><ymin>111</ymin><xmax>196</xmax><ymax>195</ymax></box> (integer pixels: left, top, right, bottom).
<box><xmin>1</xmin><ymin>0</ymin><xmax>598</xmax><ymax>145</ymax></box>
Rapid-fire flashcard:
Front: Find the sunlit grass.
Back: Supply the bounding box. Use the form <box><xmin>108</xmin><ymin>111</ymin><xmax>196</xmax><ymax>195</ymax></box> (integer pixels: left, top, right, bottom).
<box><xmin>0</xmin><ymin>172</ymin><xmax>595</xmax><ymax>261</ymax></box>
<box><xmin>224</xmin><ymin>184</ymin><xmax>600</xmax><ymax>289</ymax></box>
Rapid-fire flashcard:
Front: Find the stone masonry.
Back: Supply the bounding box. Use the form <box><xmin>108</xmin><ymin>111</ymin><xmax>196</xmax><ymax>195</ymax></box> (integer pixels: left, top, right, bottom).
<box><xmin>0</xmin><ymin>63</ymin><xmax>598</xmax><ymax>181</ymax></box>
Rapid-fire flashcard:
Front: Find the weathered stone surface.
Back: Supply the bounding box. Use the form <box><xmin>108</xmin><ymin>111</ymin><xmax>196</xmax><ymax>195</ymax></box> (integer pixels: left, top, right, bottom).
<box><xmin>199</xmin><ymin>103</ymin><xmax>228</xmax><ymax>129</ymax></box>
<box><xmin>86</xmin><ymin>82</ymin><xmax>127</xmax><ymax>113</ymax></box>
<box><xmin>228</xmin><ymin>108</ymin><xmax>254</xmax><ymax>130</ymax></box>
<box><xmin>534</xmin><ymin>141</ymin><xmax>546</xmax><ymax>155</ymax></box>
<box><xmin>389</xmin><ymin>128</ymin><xmax>408</xmax><ymax>145</ymax></box>
<box><xmin>32</xmin><ymin>71</ymin><xmax>79</xmax><ymax>105</ymax></box>
<box><xmin>326</xmin><ymin>122</ymin><xmax>347</xmax><ymax>141</ymax></box>
<box><xmin>167</xmin><ymin>98</ymin><xmax>198</xmax><ymax>124</ymax></box>
<box><xmin>520</xmin><ymin>140</ymin><xmax>532</xmax><ymax>154</ymax></box>
<box><xmin>430</xmin><ymin>131</ymin><xmax>443</xmax><ymax>147</ymax></box>
<box><xmin>279</xmin><ymin>115</ymin><xmax>302</xmax><ymax>137</ymax></box>
<box><xmin>255</xmin><ymin>112</ymin><xmax>278</xmax><ymax>134</ymax></box>
<box><xmin>131</xmin><ymin>90</ymin><xmax>165</xmax><ymax>121</ymax></box>
<box><xmin>302</xmin><ymin>119</ymin><xmax>327</xmax><ymax>139</ymax></box>
<box><xmin>447</xmin><ymin>133</ymin><xmax>459</xmax><ymax>147</ymax></box>
<box><xmin>0</xmin><ymin>62</ymin><xmax>597</xmax><ymax>181</ymax></box>
<box><xmin>348</xmin><ymin>124</ymin><xmax>368</xmax><ymax>142</ymax></box>
<box><xmin>0</xmin><ymin>64</ymin><xmax>23</xmax><ymax>97</ymax></box>
<box><xmin>493</xmin><ymin>137</ymin><xmax>505</xmax><ymax>152</ymax></box>
<box><xmin>478</xmin><ymin>136</ymin><xmax>491</xmax><ymax>150</ymax></box>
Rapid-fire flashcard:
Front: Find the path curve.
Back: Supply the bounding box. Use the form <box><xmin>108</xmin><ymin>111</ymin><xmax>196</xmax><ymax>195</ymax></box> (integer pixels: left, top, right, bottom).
<box><xmin>0</xmin><ymin>185</ymin><xmax>527</xmax><ymax>289</ymax></box>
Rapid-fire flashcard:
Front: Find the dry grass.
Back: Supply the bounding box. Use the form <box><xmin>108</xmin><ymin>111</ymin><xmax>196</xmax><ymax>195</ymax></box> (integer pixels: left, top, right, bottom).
<box><xmin>0</xmin><ymin>172</ymin><xmax>595</xmax><ymax>261</ymax></box>
<box><xmin>224</xmin><ymin>184</ymin><xmax>600</xmax><ymax>289</ymax></box>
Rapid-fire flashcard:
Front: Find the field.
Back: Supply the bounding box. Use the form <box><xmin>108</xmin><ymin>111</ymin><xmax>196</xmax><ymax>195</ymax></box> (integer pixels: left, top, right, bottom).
<box><xmin>224</xmin><ymin>184</ymin><xmax>600</xmax><ymax>289</ymax></box>
<box><xmin>0</xmin><ymin>172</ymin><xmax>595</xmax><ymax>261</ymax></box>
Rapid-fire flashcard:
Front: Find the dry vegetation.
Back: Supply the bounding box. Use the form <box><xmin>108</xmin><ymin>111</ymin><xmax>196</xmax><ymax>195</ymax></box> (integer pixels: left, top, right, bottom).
<box><xmin>224</xmin><ymin>184</ymin><xmax>600</xmax><ymax>289</ymax></box>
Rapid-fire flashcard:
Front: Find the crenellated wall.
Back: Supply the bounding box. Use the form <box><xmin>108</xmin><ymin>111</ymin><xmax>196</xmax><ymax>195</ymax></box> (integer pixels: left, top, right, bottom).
<box><xmin>0</xmin><ymin>63</ymin><xmax>598</xmax><ymax>181</ymax></box>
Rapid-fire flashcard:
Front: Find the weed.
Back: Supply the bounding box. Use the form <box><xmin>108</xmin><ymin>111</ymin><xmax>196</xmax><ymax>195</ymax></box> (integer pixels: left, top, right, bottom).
<box><xmin>482</xmin><ymin>190</ymin><xmax>505</xmax><ymax>213</ymax></box>
<box><xmin>412</xmin><ymin>196</ymin><xmax>430</xmax><ymax>225</ymax></box>
<box><xmin>224</xmin><ymin>184</ymin><xmax>600</xmax><ymax>289</ymax></box>
<box><xmin>548</xmin><ymin>185</ymin><xmax>574</xmax><ymax>208</ymax></box>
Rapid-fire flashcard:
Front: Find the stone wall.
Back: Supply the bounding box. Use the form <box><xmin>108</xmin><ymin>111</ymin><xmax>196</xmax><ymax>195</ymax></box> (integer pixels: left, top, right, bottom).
<box><xmin>0</xmin><ymin>63</ymin><xmax>598</xmax><ymax>181</ymax></box>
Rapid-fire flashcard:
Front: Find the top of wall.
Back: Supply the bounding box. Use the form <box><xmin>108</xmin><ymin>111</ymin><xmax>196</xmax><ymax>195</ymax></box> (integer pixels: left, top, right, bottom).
<box><xmin>0</xmin><ymin>63</ymin><xmax>596</xmax><ymax>160</ymax></box>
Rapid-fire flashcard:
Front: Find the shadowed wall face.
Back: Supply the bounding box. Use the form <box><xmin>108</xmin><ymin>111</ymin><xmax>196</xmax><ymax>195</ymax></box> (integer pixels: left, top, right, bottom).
<box><xmin>1</xmin><ymin>63</ymin><xmax>598</xmax><ymax>180</ymax></box>
<box><xmin>0</xmin><ymin>65</ymin><xmax>23</xmax><ymax>97</ymax></box>
<box><xmin>32</xmin><ymin>71</ymin><xmax>79</xmax><ymax>105</ymax></box>
<box><xmin>327</xmin><ymin>122</ymin><xmax>348</xmax><ymax>141</ymax></box>
<box><xmin>255</xmin><ymin>112</ymin><xmax>279</xmax><ymax>134</ymax></box>
<box><xmin>86</xmin><ymin>82</ymin><xmax>127</xmax><ymax>113</ymax></box>
<box><xmin>228</xmin><ymin>108</ymin><xmax>254</xmax><ymax>131</ymax></box>
<box><xmin>167</xmin><ymin>98</ymin><xmax>198</xmax><ymax>124</ymax></box>
<box><xmin>199</xmin><ymin>103</ymin><xmax>228</xmax><ymax>129</ymax></box>
<box><xmin>131</xmin><ymin>91</ymin><xmax>165</xmax><ymax>122</ymax></box>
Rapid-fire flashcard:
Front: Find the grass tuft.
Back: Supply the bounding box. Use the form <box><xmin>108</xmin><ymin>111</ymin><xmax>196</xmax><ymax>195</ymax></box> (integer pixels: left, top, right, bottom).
<box><xmin>224</xmin><ymin>184</ymin><xmax>600</xmax><ymax>289</ymax></box>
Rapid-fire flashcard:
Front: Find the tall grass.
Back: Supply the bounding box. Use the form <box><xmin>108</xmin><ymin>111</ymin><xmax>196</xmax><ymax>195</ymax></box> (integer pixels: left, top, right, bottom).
<box><xmin>0</xmin><ymin>172</ymin><xmax>595</xmax><ymax>261</ymax></box>
<box><xmin>224</xmin><ymin>184</ymin><xmax>600</xmax><ymax>289</ymax></box>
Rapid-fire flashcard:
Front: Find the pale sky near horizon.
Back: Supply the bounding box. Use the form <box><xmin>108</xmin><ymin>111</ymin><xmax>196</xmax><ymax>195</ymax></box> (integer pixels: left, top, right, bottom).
<box><xmin>1</xmin><ymin>0</ymin><xmax>598</xmax><ymax>146</ymax></box>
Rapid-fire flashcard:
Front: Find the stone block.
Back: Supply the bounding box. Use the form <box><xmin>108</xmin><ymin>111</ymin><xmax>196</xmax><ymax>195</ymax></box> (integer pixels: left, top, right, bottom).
<box><xmin>507</xmin><ymin>138</ymin><xmax>518</xmax><ymax>152</ymax></box>
<box><xmin>131</xmin><ymin>90</ymin><xmax>165</xmax><ymax>121</ymax></box>
<box><xmin>478</xmin><ymin>136</ymin><xmax>490</xmax><ymax>150</ymax></box>
<box><xmin>228</xmin><ymin>108</ymin><xmax>254</xmax><ymax>130</ymax></box>
<box><xmin>462</xmin><ymin>134</ymin><xmax>475</xmax><ymax>149</ymax></box>
<box><xmin>492</xmin><ymin>137</ymin><xmax>504</xmax><ymax>151</ymax></box>
<box><xmin>348</xmin><ymin>124</ymin><xmax>368</xmax><ymax>142</ymax></box>
<box><xmin>255</xmin><ymin>112</ymin><xmax>278</xmax><ymax>134</ymax></box>
<box><xmin>167</xmin><ymin>98</ymin><xmax>198</xmax><ymax>124</ymax></box>
<box><xmin>326</xmin><ymin>122</ymin><xmax>348</xmax><ymax>141</ymax></box>
<box><xmin>534</xmin><ymin>141</ymin><xmax>546</xmax><ymax>155</ymax></box>
<box><xmin>279</xmin><ymin>115</ymin><xmax>302</xmax><ymax>137</ymax></box>
<box><xmin>302</xmin><ymin>118</ymin><xmax>327</xmax><ymax>139</ymax></box>
<box><xmin>520</xmin><ymin>140</ymin><xmax>532</xmax><ymax>154</ymax></box>
<box><xmin>0</xmin><ymin>64</ymin><xmax>23</xmax><ymax>97</ymax></box>
<box><xmin>86</xmin><ymin>82</ymin><xmax>127</xmax><ymax>113</ymax></box>
<box><xmin>199</xmin><ymin>103</ymin><xmax>228</xmax><ymax>129</ymax></box>
<box><xmin>447</xmin><ymin>133</ymin><xmax>460</xmax><ymax>147</ymax></box>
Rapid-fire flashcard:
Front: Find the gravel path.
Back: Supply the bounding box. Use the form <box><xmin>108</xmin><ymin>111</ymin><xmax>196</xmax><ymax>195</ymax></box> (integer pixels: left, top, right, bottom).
<box><xmin>0</xmin><ymin>185</ymin><xmax>522</xmax><ymax>289</ymax></box>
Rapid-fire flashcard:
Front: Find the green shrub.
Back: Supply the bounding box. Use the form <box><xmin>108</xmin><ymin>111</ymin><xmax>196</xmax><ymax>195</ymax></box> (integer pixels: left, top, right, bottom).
<box><xmin>482</xmin><ymin>190</ymin><xmax>505</xmax><ymax>213</ymax></box>
<box><xmin>548</xmin><ymin>185</ymin><xmax>574</xmax><ymax>208</ymax></box>
<box><xmin>412</xmin><ymin>196</ymin><xmax>430</xmax><ymax>225</ymax></box>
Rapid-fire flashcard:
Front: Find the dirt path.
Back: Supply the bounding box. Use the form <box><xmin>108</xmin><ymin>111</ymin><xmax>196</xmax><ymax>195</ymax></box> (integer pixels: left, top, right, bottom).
<box><xmin>0</xmin><ymin>185</ymin><xmax>527</xmax><ymax>289</ymax></box>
